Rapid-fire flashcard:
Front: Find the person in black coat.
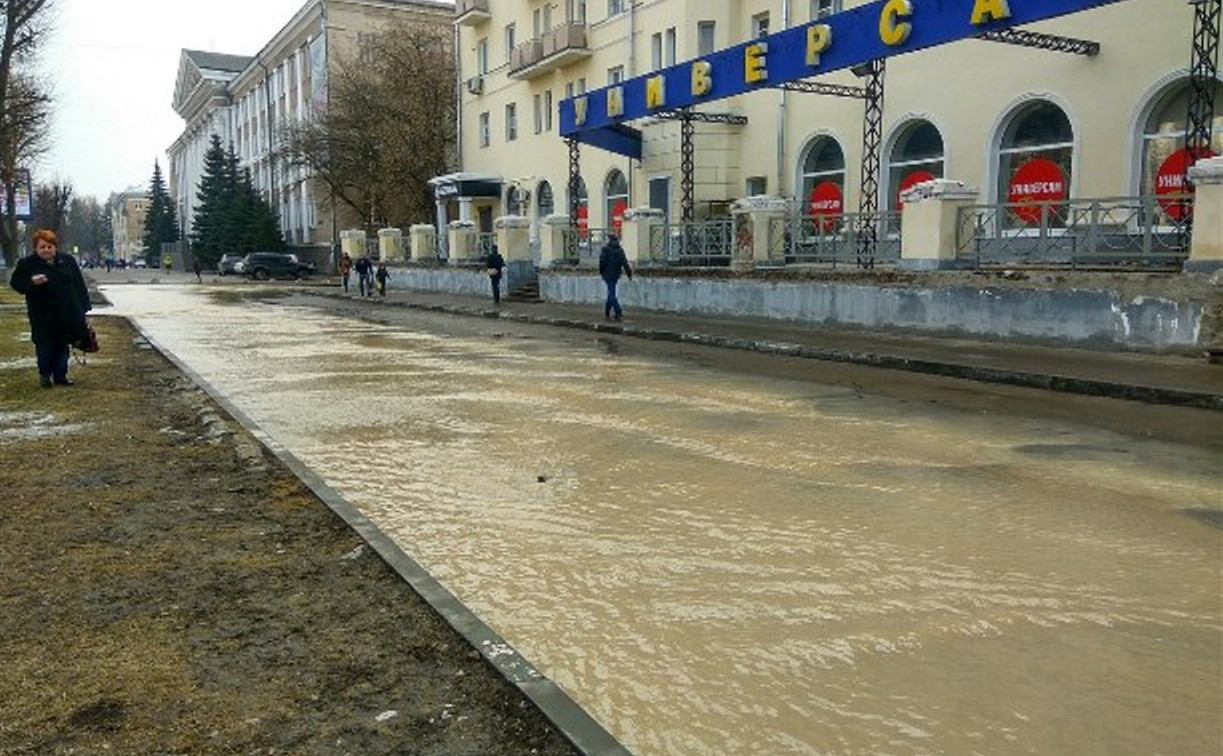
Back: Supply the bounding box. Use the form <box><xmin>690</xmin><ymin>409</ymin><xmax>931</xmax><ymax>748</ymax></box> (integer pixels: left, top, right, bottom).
<box><xmin>9</xmin><ymin>229</ymin><xmax>92</xmax><ymax>387</ymax></box>
<box><xmin>486</xmin><ymin>244</ymin><xmax>505</xmax><ymax>304</ymax></box>
<box><xmin>355</xmin><ymin>256</ymin><xmax>373</xmax><ymax>297</ymax></box>
<box><xmin>597</xmin><ymin>234</ymin><xmax>632</xmax><ymax>321</ymax></box>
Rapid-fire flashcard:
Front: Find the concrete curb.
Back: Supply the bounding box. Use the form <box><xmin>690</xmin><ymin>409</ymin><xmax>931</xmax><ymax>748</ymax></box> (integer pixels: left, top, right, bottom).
<box><xmin>300</xmin><ymin>290</ymin><xmax>1223</xmax><ymax>413</ymax></box>
<box><xmin>128</xmin><ymin>320</ymin><xmax>632</xmax><ymax>756</ymax></box>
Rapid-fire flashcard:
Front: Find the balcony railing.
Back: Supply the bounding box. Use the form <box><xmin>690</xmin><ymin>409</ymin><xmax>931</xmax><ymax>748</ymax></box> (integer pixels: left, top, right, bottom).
<box><xmin>509</xmin><ymin>23</ymin><xmax>591</xmax><ymax>79</ymax></box>
<box><xmin>455</xmin><ymin>0</ymin><xmax>490</xmax><ymax>27</ymax></box>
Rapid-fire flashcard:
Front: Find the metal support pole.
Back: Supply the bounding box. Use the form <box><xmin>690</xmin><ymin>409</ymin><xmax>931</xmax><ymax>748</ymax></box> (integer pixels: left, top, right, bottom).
<box><xmin>680</xmin><ymin>109</ymin><xmax>695</xmax><ymax>223</ymax></box>
<box><xmin>1181</xmin><ymin>0</ymin><xmax>1220</xmax><ymax>240</ymax></box>
<box><xmin>856</xmin><ymin>59</ymin><xmax>885</xmax><ymax>269</ymax></box>
<box><xmin>567</xmin><ymin>137</ymin><xmax>581</xmax><ymax>259</ymax></box>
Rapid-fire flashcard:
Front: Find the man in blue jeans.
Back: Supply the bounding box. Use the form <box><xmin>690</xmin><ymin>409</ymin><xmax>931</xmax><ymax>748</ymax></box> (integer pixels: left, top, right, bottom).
<box><xmin>597</xmin><ymin>234</ymin><xmax>632</xmax><ymax>321</ymax></box>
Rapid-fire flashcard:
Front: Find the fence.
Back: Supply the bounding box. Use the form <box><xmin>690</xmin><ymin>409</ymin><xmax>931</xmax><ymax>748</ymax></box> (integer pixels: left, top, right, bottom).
<box><xmin>557</xmin><ymin>226</ymin><xmax>610</xmax><ymax>266</ymax></box>
<box><xmin>956</xmin><ymin>195</ymin><xmax>1192</xmax><ymax>269</ymax></box>
<box><xmin>667</xmin><ymin>219</ymin><xmax>735</xmax><ymax>267</ymax></box>
<box><xmin>771</xmin><ymin>211</ymin><xmax>903</xmax><ymax>267</ymax></box>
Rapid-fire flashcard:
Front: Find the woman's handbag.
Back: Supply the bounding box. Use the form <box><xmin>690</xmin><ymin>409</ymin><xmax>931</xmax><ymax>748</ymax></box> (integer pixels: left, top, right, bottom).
<box><xmin>76</xmin><ymin>323</ymin><xmax>99</xmax><ymax>353</ymax></box>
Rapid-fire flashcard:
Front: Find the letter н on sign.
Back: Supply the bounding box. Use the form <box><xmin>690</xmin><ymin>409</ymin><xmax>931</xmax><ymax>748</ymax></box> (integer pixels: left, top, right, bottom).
<box><xmin>559</xmin><ymin>0</ymin><xmax>1131</xmax><ymax>158</ymax></box>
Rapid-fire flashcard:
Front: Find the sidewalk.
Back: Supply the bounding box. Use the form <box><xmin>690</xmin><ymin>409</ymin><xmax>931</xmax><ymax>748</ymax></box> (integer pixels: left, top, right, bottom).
<box><xmin>305</xmin><ymin>284</ymin><xmax>1223</xmax><ymax>411</ymax></box>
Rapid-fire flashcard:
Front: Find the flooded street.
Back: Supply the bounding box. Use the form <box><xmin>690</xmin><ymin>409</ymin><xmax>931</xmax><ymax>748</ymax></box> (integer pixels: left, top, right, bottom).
<box><xmin>103</xmin><ymin>286</ymin><xmax>1222</xmax><ymax>755</ymax></box>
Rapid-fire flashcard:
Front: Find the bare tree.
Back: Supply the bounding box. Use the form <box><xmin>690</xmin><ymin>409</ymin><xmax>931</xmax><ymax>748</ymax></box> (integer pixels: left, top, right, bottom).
<box><xmin>280</xmin><ymin>20</ymin><xmax>455</xmax><ymax>236</ymax></box>
<box><xmin>0</xmin><ymin>0</ymin><xmax>52</xmax><ymax>265</ymax></box>
<box><xmin>30</xmin><ymin>178</ymin><xmax>69</xmax><ymax>236</ymax></box>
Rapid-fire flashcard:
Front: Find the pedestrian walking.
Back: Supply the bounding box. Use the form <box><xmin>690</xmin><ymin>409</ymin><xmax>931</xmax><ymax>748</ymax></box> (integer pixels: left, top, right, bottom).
<box><xmin>375</xmin><ymin>262</ymin><xmax>389</xmax><ymax>297</ymax></box>
<box><xmin>355</xmin><ymin>256</ymin><xmax>373</xmax><ymax>297</ymax></box>
<box><xmin>192</xmin><ymin>256</ymin><xmax>202</xmax><ymax>283</ymax></box>
<box><xmin>338</xmin><ymin>252</ymin><xmax>352</xmax><ymax>292</ymax></box>
<box><xmin>8</xmin><ymin>229</ymin><xmax>92</xmax><ymax>388</ymax></box>
<box><xmin>597</xmin><ymin>233</ymin><xmax>632</xmax><ymax>321</ymax></box>
<box><xmin>486</xmin><ymin>243</ymin><xmax>505</xmax><ymax>304</ymax></box>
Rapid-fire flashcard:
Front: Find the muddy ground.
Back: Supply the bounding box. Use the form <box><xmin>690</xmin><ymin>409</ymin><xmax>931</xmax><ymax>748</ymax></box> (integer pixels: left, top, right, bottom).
<box><xmin>0</xmin><ymin>289</ymin><xmax>578</xmax><ymax>755</ymax></box>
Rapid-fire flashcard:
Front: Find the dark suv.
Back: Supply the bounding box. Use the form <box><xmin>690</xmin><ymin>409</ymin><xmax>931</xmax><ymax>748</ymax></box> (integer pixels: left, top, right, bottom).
<box><xmin>240</xmin><ymin>252</ymin><xmax>311</xmax><ymax>280</ymax></box>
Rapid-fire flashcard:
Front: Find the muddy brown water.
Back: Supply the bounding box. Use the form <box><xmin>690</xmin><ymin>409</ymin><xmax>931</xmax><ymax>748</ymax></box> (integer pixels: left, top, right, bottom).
<box><xmin>103</xmin><ymin>286</ymin><xmax>1222</xmax><ymax>755</ymax></box>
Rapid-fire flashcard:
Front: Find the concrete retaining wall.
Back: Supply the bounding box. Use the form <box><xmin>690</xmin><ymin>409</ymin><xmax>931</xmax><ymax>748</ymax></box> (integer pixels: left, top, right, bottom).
<box><xmin>387</xmin><ymin>261</ymin><xmax>533</xmax><ymax>299</ymax></box>
<box><xmin>540</xmin><ymin>273</ymin><xmax>1204</xmax><ymax>350</ymax></box>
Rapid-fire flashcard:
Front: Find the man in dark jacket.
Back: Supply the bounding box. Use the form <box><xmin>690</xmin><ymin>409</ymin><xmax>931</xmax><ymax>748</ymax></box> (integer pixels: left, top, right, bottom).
<box><xmin>597</xmin><ymin>234</ymin><xmax>632</xmax><ymax>321</ymax></box>
<box><xmin>9</xmin><ymin>229</ymin><xmax>92</xmax><ymax>387</ymax></box>
<box><xmin>354</xmin><ymin>255</ymin><xmax>373</xmax><ymax>297</ymax></box>
<box><xmin>486</xmin><ymin>244</ymin><xmax>505</xmax><ymax>304</ymax></box>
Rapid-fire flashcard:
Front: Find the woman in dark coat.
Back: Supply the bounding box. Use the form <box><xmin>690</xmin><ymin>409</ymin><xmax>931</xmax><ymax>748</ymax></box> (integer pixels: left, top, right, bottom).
<box><xmin>9</xmin><ymin>229</ymin><xmax>91</xmax><ymax>387</ymax></box>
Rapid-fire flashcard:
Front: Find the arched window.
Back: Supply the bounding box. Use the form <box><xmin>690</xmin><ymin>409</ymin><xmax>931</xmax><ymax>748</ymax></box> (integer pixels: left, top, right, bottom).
<box><xmin>997</xmin><ymin>100</ymin><xmax>1073</xmax><ymax>225</ymax></box>
<box><xmin>888</xmin><ymin>120</ymin><xmax>944</xmax><ymax>211</ymax></box>
<box><xmin>537</xmin><ymin>181</ymin><xmax>554</xmax><ymax>218</ymax></box>
<box><xmin>1141</xmin><ymin>81</ymin><xmax>1222</xmax><ymax>220</ymax></box>
<box><xmin>605</xmin><ymin>169</ymin><xmax>629</xmax><ymax>234</ymax></box>
<box><xmin>799</xmin><ymin>136</ymin><xmax>845</xmax><ymax>230</ymax></box>
<box><xmin>505</xmin><ymin>185</ymin><xmax>527</xmax><ymax>216</ymax></box>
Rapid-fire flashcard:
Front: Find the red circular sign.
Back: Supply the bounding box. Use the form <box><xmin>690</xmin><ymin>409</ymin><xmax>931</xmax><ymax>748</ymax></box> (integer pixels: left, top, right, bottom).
<box><xmin>1155</xmin><ymin>147</ymin><xmax>1216</xmax><ymax>220</ymax></box>
<box><xmin>610</xmin><ymin>199</ymin><xmax>627</xmax><ymax>234</ymax></box>
<box><xmin>807</xmin><ymin>181</ymin><xmax>843</xmax><ymax>232</ymax></box>
<box><xmin>896</xmin><ymin>170</ymin><xmax>936</xmax><ymax>209</ymax></box>
<box><xmin>1007</xmin><ymin>158</ymin><xmax>1066</xmax><ymax>223</ymax></box>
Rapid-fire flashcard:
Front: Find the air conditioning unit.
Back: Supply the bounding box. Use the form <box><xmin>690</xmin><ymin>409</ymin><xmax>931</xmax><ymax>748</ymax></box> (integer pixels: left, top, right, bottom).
<box><xmin>466</xmin><ymin>76</ymin><xmax>484</xmax><ymax>95</ymax></box>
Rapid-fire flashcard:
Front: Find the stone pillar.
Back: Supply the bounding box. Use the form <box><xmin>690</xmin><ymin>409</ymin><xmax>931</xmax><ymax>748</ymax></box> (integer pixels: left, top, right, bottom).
<box><xmin>409</xmin><ymin>224</ymin><xmax>437</xmax><ymax>262</ymax></box>
<box><xmin>459</xmin><ymin>197</ymin><xmax>474</xmax><ymax>223</ymax></box>
<box><xmin>378</xmin><ymin>228</ymin><xmax>404</xmax><ymax>262</ymax></box>
<box><xmin>620</xmin><ymin>207</ymin><xmax>664</xmax><ymax>265</ymax></box>
<box><xmin>898</xmin><ymin>179</ymin><xmax>979</xmax><ymax>270</ymax></box>
<box><xmin>447</xmin><ymin>220</ymin><xmax>476</xmax><ymax>263</ymax></box>
<box><xmin>539</xmin><ymin>214</ymin><xmax>569</xmax><ymax>267</ymax></box>
<box><xmin>434</xmin><ymin>201</ymin><xmax>449</xmax><ymax>257</ymax></box>
<box><xmin>340</xmin><ymin>229</ymin><xmax>367</xmax><ymax>259</ymax></box>
<box><xmin>1187</xmin><ymin>156</ymin><xmax>1223</xmax><ymax>274</ymax></box>
<box><xmin>495</xmin><ymin>215</ymin><xmax>531</xmax><ymax>262</ymax></box>
<box><xmin>730</xmin><ymin>196</ymin><xmax>789</xmax><ymax>271</ymax></box>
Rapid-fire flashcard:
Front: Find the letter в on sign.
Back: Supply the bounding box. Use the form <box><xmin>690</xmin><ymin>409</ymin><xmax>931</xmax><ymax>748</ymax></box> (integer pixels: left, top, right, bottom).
<box><xmin>806</xmin><ymin>24</ymin><xmax>832</xmax><ymax>67</ymax></box>
<box><xmin>880</xmin><ymin>0</ymin><xmax>913</xmax><ymax>46</ymax></box>
<box><xmin>691</xmin><ymin>60</ymin><xmax>713</xmax><ymax>97</ymax></box>
<box><xmin>744</xmin><ymin>41</ymin><xmax>768</xmax><ymax>83</ymax></box>
<box><xmin>971</xmin><ymin>0</ymin><xmax>1011</xmax><ymax>25</ymax></box>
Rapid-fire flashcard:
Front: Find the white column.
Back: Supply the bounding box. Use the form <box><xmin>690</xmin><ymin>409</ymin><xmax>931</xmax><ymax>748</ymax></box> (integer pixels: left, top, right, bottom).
<box><xmin>410</xmin><ymin>224</ymin><xmax>437</xmax><ymax>262</ymax></box>
<box><xmin>1186</xmin><ymin>156</ymin><xmax>1223</xmax><ymax>274</ymax></box>
<box><xmin>459</xmin><ymin>197</ymin><xmax>474</xmax><ymax>223</ymax></box>
<box><xmin>539</xmin><ymin>214</ymin><xmax>569</xmax><ymax>267</ymax></box>
<box><xmin>620</xmin><ymin>207</ymin><xmax>664</xmax><ymax>265</ymax></box>
<box><xmin>730</xmin><ymin>196</ymin><xmax>789</xmax><ymax>270</ymax></box>
<box><xmin>495</xmin><ymin>215</ymin><xmax>531</xmax><ymax>262</ymax></box>
<box><xmin>898</xmin><ymin>179</ymin><xmax>979</xmax><ymax>270</ymax></box>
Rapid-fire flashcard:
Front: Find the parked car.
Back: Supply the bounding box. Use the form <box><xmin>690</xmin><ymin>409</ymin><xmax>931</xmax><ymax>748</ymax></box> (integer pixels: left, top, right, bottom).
<box><xmin>288</xmin><ymin>253</ymin><xmax>316</xmax><ymax>276</ymax></box>
<box><xmin>240</xmin><ymin>252</ymin><xmax>307</xmax><ymax>280</ymax></box>
<box><xmin>217</xmin><ymin>253</ymin><xmax>244</xmax><ymax>276</ymax></box>
<box><xmin>132</xmin><ymin>258</ymin><xmax>148</xmax><ymax>269</ymax></box>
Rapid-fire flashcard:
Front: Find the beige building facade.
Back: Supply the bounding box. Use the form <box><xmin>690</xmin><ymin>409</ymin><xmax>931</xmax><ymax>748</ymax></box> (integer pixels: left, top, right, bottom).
<box><xmin>169</xmin><ymin>0</ymin><xmax>451</xmax><ymax>250</ymax></box>
<box><xmin>110</xmin><ymin>189</ymin><xmax>150</xmax><ymax>263</ymax></box>
<box><xmin>449</xmin><ymin>0</ymin><xmax>1221</xmax><ymax>240</ymax></box>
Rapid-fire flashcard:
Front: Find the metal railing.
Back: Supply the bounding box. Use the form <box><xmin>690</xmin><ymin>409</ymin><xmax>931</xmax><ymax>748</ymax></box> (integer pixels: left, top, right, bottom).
<box><xmin>956</xmin><ymin>195</ymin><xmax>1192</xmax><ymax>269</ymax></box>
<box><xmin>667</xmin><ymin>219</ymin><xmax>734</xmax><ymax>267</ymax></box>
<box><xmin>557</xmin><ymin>226</ymin><xmax>609</xmax><ymax>266</ymax></box>
<box><xmin>776</xmin><ymin>211</ymin><xmax>902</xmax><ymax>267</ymax></box>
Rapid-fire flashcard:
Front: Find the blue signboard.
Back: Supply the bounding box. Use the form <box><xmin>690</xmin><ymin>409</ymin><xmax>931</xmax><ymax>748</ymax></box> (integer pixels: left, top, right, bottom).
<box><xmin>560</xmin><ymin>0</ymin><xmax>1128</xmax><ymax>157</ymax></box>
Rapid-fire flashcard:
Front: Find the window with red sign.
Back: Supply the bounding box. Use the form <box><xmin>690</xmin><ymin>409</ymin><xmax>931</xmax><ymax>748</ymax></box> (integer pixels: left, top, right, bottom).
<box><xmin>1141</xmin><ymin>81</ymin><xmax>1222</xmax><ymax>223</ymax></box>
<box><xmin>605</xmin><ymin>169</ymin><xmax>629</xmax><ymax>236</ymax></box>
<box><xmin>799</xmin><ymin>136</ymin><xmax>845</xmax><ymax>235</ymax></box>
<box><xmin>997</xmin><ymin>100</ymin><xmax>1073</xmax><ymax>228</ymax></box>
<box><xmin>888</xmin><ymin>120</ymin><xmax>944</xmax><ymax>213</ymax></box>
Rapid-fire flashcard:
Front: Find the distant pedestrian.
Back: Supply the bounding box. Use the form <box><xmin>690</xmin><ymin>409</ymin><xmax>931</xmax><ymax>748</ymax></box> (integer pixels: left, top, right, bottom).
<box><xmin>375</xmin><ymin>262</ymin><xmax>389</xmax><ymax>297</ymax></box>
<box><xmin>355</xmin><ymin>256</ymin><xmax>373</xmax><ymax>297</ymax></box>
<box><xmin>192</xmin><ymin>256</ymin><xmax>202</xmax><ymax>283</ymax></box>
<box><xmin>486</xmin><ymin>244</ymin><xmax>505</xmax><ymax>304</ymax></box>
<box><xmin>8</xmin><ymin>229</ymin><xmax>92</xmax><ymax>388</ymax></box>
<box><xmin>104</xmin><ymin>258</ymin><xmax>113</xmax><ymax>273</ymax></box>
<box><xmin>598</xmin><ymin>233</ymin><xmax>632</xmax><ymax>321</ymax></box>
<box><xmin>338</xmin><ymin>252</ymin><xmax>352</xmax><ymax>292</ymax></box>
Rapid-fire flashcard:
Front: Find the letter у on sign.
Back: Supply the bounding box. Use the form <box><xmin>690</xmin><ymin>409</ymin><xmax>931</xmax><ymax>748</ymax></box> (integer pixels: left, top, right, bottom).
<box><xmin>559</xmin><ymin>0</ymin><xmax>1129</xmax><ymax>157</ymax></box>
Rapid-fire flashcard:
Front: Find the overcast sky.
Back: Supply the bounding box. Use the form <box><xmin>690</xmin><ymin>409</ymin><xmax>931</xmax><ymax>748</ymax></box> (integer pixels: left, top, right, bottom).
<box><xmin>38</xmin><ymin>0</ymin><xmax>316</xmax><ymax>201</ymax></box>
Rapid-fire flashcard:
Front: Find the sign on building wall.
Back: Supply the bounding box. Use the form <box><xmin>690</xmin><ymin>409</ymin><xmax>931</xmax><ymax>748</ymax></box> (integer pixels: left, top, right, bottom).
<box><xmin>560</xmin><ymin>0</ymin><xmax>1129</xmax><ymax>157</ymax></box>
<box><xmin>1</xmin><ymin>168</ymin><xmax>33</xmax><ymax>220</ymax></box>
<box><xmin>310</xmin><ymin>35</ymin><xmax>328</xmax><ymax>115</ymax></box>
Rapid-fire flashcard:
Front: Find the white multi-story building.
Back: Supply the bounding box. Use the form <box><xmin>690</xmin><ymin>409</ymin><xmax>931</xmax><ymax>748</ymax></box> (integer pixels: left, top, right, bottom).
<box><xmin>444</xmin><ymin>0</ymin><xmax>1221</xmax><ymax>241</ymax></box>
<box><xmin>168</xmin><ymin>0</ymin><xmax>452</xmax><ymax>250</ymax></box>
<box><xmin>110</xmin><ymin>188</ymin><xmax>150</xmax><ymax>263</ymax></box>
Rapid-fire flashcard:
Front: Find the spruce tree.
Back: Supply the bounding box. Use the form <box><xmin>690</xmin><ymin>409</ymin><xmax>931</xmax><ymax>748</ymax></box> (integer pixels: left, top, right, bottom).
<box><xmin>190</xmin><ymin>134</ymin><xmax>233</xmax><ymax>266</ymax></box>
<box><xmin>141</xmin><ymin>160</ymin><xmax>178</xmax><ymax>264</ymax></box>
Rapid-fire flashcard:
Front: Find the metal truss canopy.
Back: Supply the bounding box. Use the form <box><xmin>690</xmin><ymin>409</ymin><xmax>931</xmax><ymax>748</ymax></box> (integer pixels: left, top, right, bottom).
<box><xmin>653</xmin><ymin>110</ymin><xmax>749</xmax><ymax>125</ymax></box>
<box><xmin>977</xmin><ymin>28</ymin><xmax>1101</xmax><ymax>56</ymax></box>
<box><xmin>778</xmin><ymin>81</ymin><xmax>867</xmax><ymax>99</ymax></box>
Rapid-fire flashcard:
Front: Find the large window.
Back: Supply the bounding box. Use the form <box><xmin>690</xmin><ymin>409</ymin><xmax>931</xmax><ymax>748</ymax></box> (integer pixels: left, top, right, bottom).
<box><xmin>569</xmin><ymin>177</ymin><xmax>590</xmax><ymax>238</ymax></box>
<box><xmin>504</xmin><ymin>24</ymin><xmax>515</xmax><ymax>64</ymax></box>
<box><xmin>478</xmin><ymin>112</ymin><xmax>490</xmax><ymax>148</ymax></box>
<box><xmin>1141</xmin><ymin>81</ymin><xmax>1222</xmax><ymax>212</ymax></box>
<box><xmin>996</xmin><ymin>100</ymin><xmax>1073</xmax><ymax>225</ymax></box>
<box><xmin>697</xmin><ymin>21</ymin><xmax>716</xmax><ymax>56</ymax></box>
<box><xmin>887</xmin><ymin>120</ymin><xmax>944</xmax><ymax>211</ymax></box>
<box><xmin>751</xmin><ymin>12</ymin><xmax>769</xmax><ymax>38</ymax></box>
<box><xmin>799</xmin><ymin>136</ymin><xmax>845</xmax><ymax>229</ymax></box>
<box><xmin>812</xmin><ymin>0</ymin><xmax>841</xmax><ymax>19</ymax></box>
<box><xmin>608</xmin><ymin>0</ymin><xmax>626</xmax><ymax>17</ymax></box>
<box><xmin>505</xmin><ymin>103</ymin><xmax>517</xmax><ymax>141</ymax></box>
<box><xmin>476</xmin><ymin>38</ymin><xmax>489</xmax><ymax>76</ymax></box>
<box><xmin>605</xmin><ymin>170</ymin><xmax>629</xmax><ymax>235</ymax></box>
